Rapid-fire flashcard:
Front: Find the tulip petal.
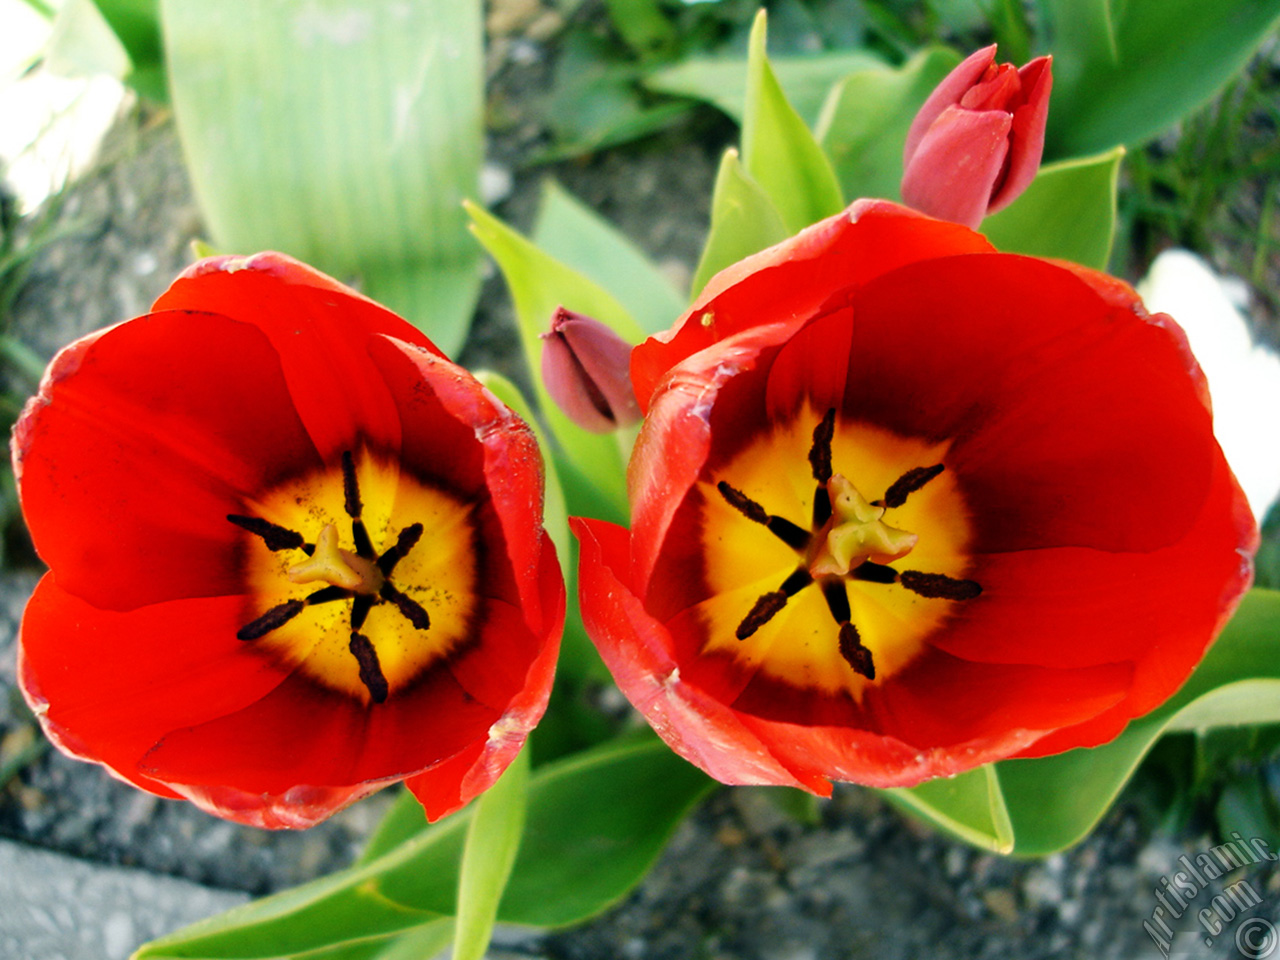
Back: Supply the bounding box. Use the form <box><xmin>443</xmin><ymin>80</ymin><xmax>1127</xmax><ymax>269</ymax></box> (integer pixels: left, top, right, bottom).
<box><xmin>988</xmin><ymin>56</ymin><xmax>1052</xmax><ymax>213</ymax></box>
<box><xmin>631</xmin><ymin>200</ymin><xmax>994</xmax><ymax>409</ymax></box>
<box><xmin>154</xmin><ymin>253</ymin><xmax>432</xmax><ymax>460</ymax></box>
<box><xmin>902</xmin><ymin>44</ymin><xmax>997</xmax><ymax>161</ymax></box>
<box><xmin>19</xmin><ymin>577</ymin><xmax>292</xmax><ymax>792</ymax></box>
<box><xmin>13</xmin><ymin>312</ymin><xmax>323</xmax><ymax>610</ymax></box>
<box><xmin>900</xmin><ymin>105</ymin><xmax>1012</xmax><ymax>229</ymax></box>
<box><xmin>573</xmin><ymin>517</ymin><xmax>818</xmax><ymax>791</ymax></box>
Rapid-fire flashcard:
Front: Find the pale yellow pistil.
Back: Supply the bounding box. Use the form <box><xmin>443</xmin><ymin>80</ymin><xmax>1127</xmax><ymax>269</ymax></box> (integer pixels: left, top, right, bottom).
<box><xmin>287</xmin><ymin>524</ymin><xmax>384</xmax><ymax>594</ymax></box>
<box><xmin>809</xmin><ymin>474</ymin><xmax>918</xmax><ymax>578</ymax></box>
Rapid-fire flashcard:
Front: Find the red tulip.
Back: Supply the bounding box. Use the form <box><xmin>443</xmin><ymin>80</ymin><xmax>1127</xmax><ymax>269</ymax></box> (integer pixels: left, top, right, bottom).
<box><xmin>901</xmin><ymin>45</ymin><xmax>1052</xmax><ymax>229</ymax></box>
<box><xmin>14</xmin><ymin>252</ymin><xmax>564</xmax><ymax>828</ymax></box>
<box><xmin>576</xmin><ymin>200</ymin><xmax>1256</xmax><ymax>794</ymax></box>
<box><xmin>540</xmin><ymin>306</ymin><xmax>641</xmax><ymax>433</ymax></box>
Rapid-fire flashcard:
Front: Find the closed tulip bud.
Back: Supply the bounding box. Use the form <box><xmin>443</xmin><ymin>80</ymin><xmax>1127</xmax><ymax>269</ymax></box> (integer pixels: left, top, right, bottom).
<box><xmin>902</xmin><ymin>45</ymin><xmax>1052</xmax><ymax>229</ymax></box>
<box><xmin>540</xmin><ymin>307</ymin><xmax>641</xmax><ymax>433</ymax></box>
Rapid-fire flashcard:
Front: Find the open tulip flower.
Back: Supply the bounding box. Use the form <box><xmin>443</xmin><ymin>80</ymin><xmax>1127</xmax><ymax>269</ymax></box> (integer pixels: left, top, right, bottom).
<box><xmin>573</xmin><ymin>200</ymin><xmax>1257</xmax><ymax>794</ymax></box>
<box><xmin>13</xmin><ymin>253</ymin><xmax>564</xmax><ymax>828</ymax></box>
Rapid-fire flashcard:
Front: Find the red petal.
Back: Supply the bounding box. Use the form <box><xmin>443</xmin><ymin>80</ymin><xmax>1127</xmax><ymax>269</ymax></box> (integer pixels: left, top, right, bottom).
<box><xmin>367</xmin><ymin>336</ymin><xmax>554</xmax><ymax>634</ymax></box>
<box><xmin>153</xmin><ymin>253</ymin><xmax>436</xmax><ymax>460</ymax></box>
<box><xmin>903</xmin><ymin>45</ymin><xmax>998</xmax><ymax>162</ymax></box>
<box><xmin>900</xmin><ymin>105</ymin><xmax>1012</xmax><ymax>228</ymax></box>
<box><xmin>989</xmin><ymin>55</ymin><xmax>1052</xmax><ymax>213</ymax></box>
<box><xmin>409</xmin><ymin>540</ymin><xmax>563</xmax><ymax>821</ymax></box>
<box><xmin>140</xmin><ymin>661</ymin><xmax>500</xmax><ymax>793</ymax></box>
<box><xmin>573</xmin><ymin>517</ymin><xmax>817</xmax><ymax>791</ymax></box>
<box><xmin>18</xmin><ymin>576</ymin><xmax>291</xmax><ymax>789</ymax></box>
<box><xmin>167</xmin><ymin>781</ymin><xmax>384</xmax><ymax>830</ymax></box>
<box><xmin>631</xmin><ymin>201</ymin><xmax>994</xmax><ymax>409</ymax></box>
<box><xmin>13</xmin><ymin>312</ymin><xmax>322</xmax><ymax>609</ymax></box>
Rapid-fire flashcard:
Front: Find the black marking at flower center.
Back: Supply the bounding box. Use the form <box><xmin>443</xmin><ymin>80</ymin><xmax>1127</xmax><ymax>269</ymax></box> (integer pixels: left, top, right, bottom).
<box><xmin>228</xmin><ymin>451</ymin><xmax>433</xmax><ymax>704</ymax></box>
<box><xmin>715</xmin><ymin>409</ymin><xmax>981</xmax><ymax>681</ymax></box>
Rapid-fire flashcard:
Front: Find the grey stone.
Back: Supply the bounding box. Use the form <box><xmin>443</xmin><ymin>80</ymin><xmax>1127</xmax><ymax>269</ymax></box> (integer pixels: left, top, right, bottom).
<box><xmin>0</xmin><ymin>838</ymin><xmax>248</xmax><ymax>960</ymax></box>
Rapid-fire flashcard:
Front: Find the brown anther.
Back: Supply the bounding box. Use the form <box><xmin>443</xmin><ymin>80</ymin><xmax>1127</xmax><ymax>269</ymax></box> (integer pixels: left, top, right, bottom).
<box><xmin>237</xmin><ymin>600</ymin><xmax>305</xmax><ymax>641</ymax></box>
<box><xmin>348</xmin><ymin>632</ymin><xmax>390</xmax><ymax>703</ymax></box>
<box><xmin>341</xmin><ymin>450</ymin><xmax>362</xmax><ymax>518</ymax></box>
<box><xmin>381</xmin><ymin>582</ymin><xmax>431</xmax><ymax>631</ymax></box>
<box><xmin>808</xmin><ymin>408</ymin><xmax>836</xmax><ymax>484</ymax></box>
<box><xmin>838</xmin><ymin>622</ymin><xmax>876</xmax><ymax>679</ymax></box>
<box><xmin>718</xmin><ymin>481</ymin><xmax>769</xmax><ymax>525</ymax></box>
<box><xmin>737</xmin><ymin>591</ymin><xmax>788</xmax><ymax>640</ymax></box>
<box><xmin>899</xmin><ymin>570</ymin><xmax>982</xmax><ymax>600</ymax></box>
<box><xmin>227</xmin><ymin>514</ymin><xmax>306</xmax><ymax>552</ymax></box>
<box><xmin>882</xmin><ymin>464</ymin><xmax>945</xmax><ymax>509</ymax></box>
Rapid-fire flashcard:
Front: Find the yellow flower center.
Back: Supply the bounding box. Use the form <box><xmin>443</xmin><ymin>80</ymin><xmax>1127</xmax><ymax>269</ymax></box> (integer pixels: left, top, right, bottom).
<box><xmin>697</xmin><ymin>407</ymin><xmax>978</xmax><ymax>697</ymax></box>
<box><xmin>229</xmin><ymin>449</ymin><xmax>477</xmax><ymax>704</ymax></box>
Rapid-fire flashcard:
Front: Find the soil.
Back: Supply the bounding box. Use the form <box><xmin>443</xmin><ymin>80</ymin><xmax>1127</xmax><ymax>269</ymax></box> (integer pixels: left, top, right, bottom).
<box><xmin>1</xmin><ymin>8</ymin><xmax>1277</xmax><ymax>960</ymax></box>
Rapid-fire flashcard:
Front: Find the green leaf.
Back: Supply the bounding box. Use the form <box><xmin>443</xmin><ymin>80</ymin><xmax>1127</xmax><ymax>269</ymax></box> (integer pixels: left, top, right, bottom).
<box><xmin>90</xmin><ymin>0</ymin><xmax>164</xmax><ymax>99</ymax></box>
<box><xmin>452</xmin><ymin>750</ymin><xmax>528</xmax><ymax>960</ymax></box>
<box><xmin>1042</xmin><ymin>0</ymin><xmax>1280</xmax><ymax>157</ymax></box>
<box><xmin>741</xmin><ymin>11</ymin><xmax>844</xmax><ymax>235</ymax></box>
<box><xmin>601</xmin><ymin>0</ymin><xmax>676</xmax><ymax>59</ymax></box>
<box><xmin>645</xmin><ymin>49</ymin><xmax>883</xmax><ymax>128</ymax></box>
<box><xmin>690</xmin><ymin>148</ymin><xmax>789</xmax><ymax>298</ymax></box>
<box><xmin>891</xmin><ymin>589</ymin><xmax>1280</xmax><ymax>856</ymax></box>
<box><xmin>465</xmin><ymin>202</ymin><xmax>639</xmax><ymax>515</ymax></box>
<box><xmin>886</xmin><ymin>765</ymin><xmax>1014</xmax><ymax>853</ymax></box>
<box><xmin>136</xmin><ymin>740</ymin><xmax>713</xmax><ymax>958</ymax></box>
<box><xmin>815</xmin><ymin>46</ymin><xmax>962</xmax><ymax>203</ymax></box>
<box><xmin>532</xmin><ymin>181</ymin><xmax>687</xmax><ymax>334</ymax></box>
<box><xmin>980</xmin><ymin>147</ymin><xmax>1123</xmax><ymax>270</ymax></box>
<box><xmin>162</xmin><ymin>0</ymin><xmax>484</xmax><ymax>356</ymax></box>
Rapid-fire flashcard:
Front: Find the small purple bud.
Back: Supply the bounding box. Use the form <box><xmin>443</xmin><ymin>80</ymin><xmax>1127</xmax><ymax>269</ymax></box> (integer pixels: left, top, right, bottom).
<box><xmin>540</xmin><ymin>307</ymin><xmax>641</xmax><ymax>433</ymax></box>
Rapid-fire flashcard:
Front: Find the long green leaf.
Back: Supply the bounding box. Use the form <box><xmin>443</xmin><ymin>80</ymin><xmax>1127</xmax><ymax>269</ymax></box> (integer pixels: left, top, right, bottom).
<box><xmin>690</xmin><ymin>148</ymin><xmax>789</xmax><ymax>299</ymax></box>
<box><xmin>892</xmin><ymin>589</ymin><xmax>1280</xmax><ymax>856</ymax></box>
<box><xmin>452</xmin><ymin>750</ymin><xmax>528</xmax><ymax>960</ymax></box>
<box><xmin>741</xmin><ymin>10</ymin><xmax>844</xmax><ymax>235</ymax></box>
<box><xmin>814</xmin><ymin>46</ymin><xmax>962</xmax><ymax>203</ymax></box>
<box><xmin>466</xmin><ymin>202</ymin><xmax>636</xmax><ymax>515</ymax></box>
<box><xmin>980</xmin><ymin>147</ymin><xmax>1123</xmax><ymax>270</ymax></box>
<box><xmin>89</xmin><ymin>0</ymin><xmax>164</xmax><ymax>99</ymax></box>
<box><xmin>163</xmin><ymin>0</ymin><xmax>484</xmax><ymax>355</ymax></box>
<box><xmin>532</xmin><ymin>181</ymin><xmax>687</xmax><ymax>334</ymax></box>
<box><xmin>135</xmin><ymin>739</ymin><xmax>713</xmax><ymax>958</ymax></box>
<box><xmin>1042</xmin><ymin>0</ymin><xmax>1280</xmax><ymax>157</ymax></box>
<box><xmin>645</xmin><ymin>49</ymin><xmax>883</xmax><ymax>128</ymax></box>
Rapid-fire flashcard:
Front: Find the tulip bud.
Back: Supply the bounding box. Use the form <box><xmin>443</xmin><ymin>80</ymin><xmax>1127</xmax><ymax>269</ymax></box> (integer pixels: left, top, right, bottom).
<box><xmin>901</xmin><ymin>45</ymin><xmax>1052</xmax><ymax>229</ymax></box>
<box><xmin>540</xmin><ymin>306</ymin><xmax>641</xmax><ymax>433</ymax></box>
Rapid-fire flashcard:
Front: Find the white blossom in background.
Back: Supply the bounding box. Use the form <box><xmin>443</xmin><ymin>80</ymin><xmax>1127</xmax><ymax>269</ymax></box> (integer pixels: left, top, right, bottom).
<box><xmin>0</xmin><ymin>0</ymin><xmax>129</xmax><ymax>212</ymax></box>
<box><xmin>1138</xmin><ymin>249</ymin><xmax>1280</xmax><ymax>523</ymax></box>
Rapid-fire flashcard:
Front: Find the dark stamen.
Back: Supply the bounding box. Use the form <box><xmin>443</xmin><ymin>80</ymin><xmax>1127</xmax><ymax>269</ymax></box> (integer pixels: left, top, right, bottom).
<box><xmin>341</xmin><ymin>450</ymin><xmax>362</xmax><ymax>519</ymax></box>
<box><xmin>899</xmin><ymin>570</ymin><xmax>982</xmax><ymax>601</ymax></box>
<box><xmin>381</xmin><ymin>583</ymin><xmax>431</xmax><ymax>631</ymax></box>
<box><xmin>808</xmin><ymin>408</ymin><xmax>835</xmax><ymax>484</ymax></box>
<box><xmin>717</xmin><ymin>482</ymin><xmax>811</xmax><ymax>551</ymax></box>
<box><xmin>349</xmin><ymin>632</ymin><xmax>389</xmax><ymax>703</ymax></box>
<box><xmin>237</xmin><ymin>600</ymin><xmax>305</xmax><ymax>641</ymax></box>
<box><xmin>306</xmin><ymin>585</ymin><xmax>351</xmax><ymax>605</ymax></box>
<box><xmin>838</xmin><ymin>622</ymin><xmax>876</xmax><ymax>679</ymax></box>
<box><xmin>737</xmin><ymin>591</ymin><xmax>788</xmax><ymax>640</ymax></box>
<box><xmin>812</xmin><ymin>486</ymin><xmax>832</xmax><ymax>529</ymax></box>
<box><xmin>351</xmin><ymin>519</ymin><xmax>375</xmax><ymax>559</ymax></box>
<box><xmin>851</xmin><ymin>562</ymin><xmax>899</xmax><ymax>585</ymax></box>
<box><xmin>779</xmin><ymin>566</ymin><xmax>813</xmax><ymax>597</ymax></box>
<box><xmin>378</xmin><ymin>522</ymin><xmax>424</xmax><ymax>576</ymax></box>
<box><xmin>350</xmin><ymin>594</ymin><xmax>375</xmax><ymax>630</ymax></box>
<box><xmin>822</xmin><ymin>579</ymin><xmax>852</xmax><ymax>624</ymax></box>
<box><xmin>718</xmin><ymin>481</ymin><xmax>768</xmax><ymax>525</ymax></box>
<box><xmin>227</xmin><ymin>514</ymin><xmax>305</xmax><ymax>552</ymax></box>
<box><xmin>882</xmin><ymin>464</ymin><xmax>945</xmax><ymax>509</ymax></box>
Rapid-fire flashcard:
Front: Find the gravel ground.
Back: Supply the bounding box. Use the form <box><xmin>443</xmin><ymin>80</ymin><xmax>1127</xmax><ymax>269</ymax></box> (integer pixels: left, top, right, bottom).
<box><xmin>1</xmin><ymin>12</ymin><xmax>1278</xmax><ymax>959</ymax></box>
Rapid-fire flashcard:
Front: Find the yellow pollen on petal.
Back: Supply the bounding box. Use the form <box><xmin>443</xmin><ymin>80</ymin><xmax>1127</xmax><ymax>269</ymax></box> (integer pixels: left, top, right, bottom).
<box><xmin>809</xmin><ymin>474</ymin><xmax>918</xmax><ymax>577</ymax></box>
<box><xmin>697</xmin><ymin>409</ymin><xmax>974</xmax><ymax>698</ymax></box>
<box><xmin>287</xmin><ymin>524</ymin><xmax>384</xmax><ymax>593</ymax></box>
<box><xmin>232</xmin><ymin>450</ymin><xmax>478</xmax><ymax>702</ymax></box>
